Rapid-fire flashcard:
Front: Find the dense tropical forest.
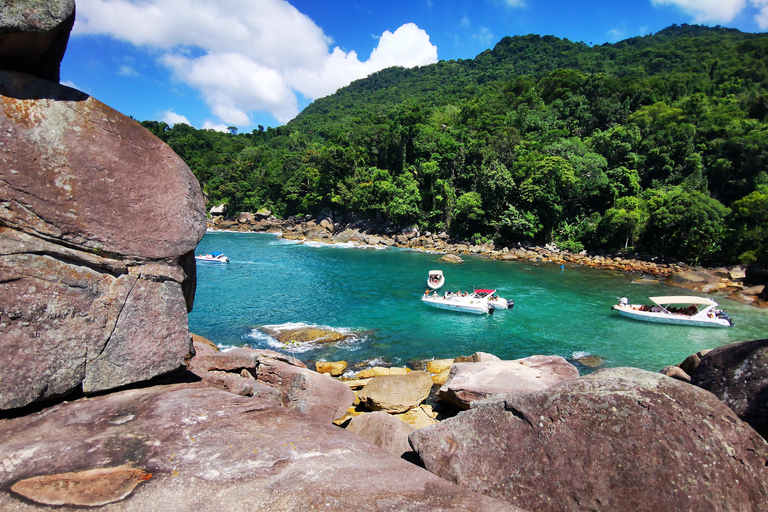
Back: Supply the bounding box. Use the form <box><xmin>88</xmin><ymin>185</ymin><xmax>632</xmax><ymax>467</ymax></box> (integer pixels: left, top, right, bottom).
<box><xmin>141</xmin><ymin>24</ymin><xmax>768</xmax><ymax>265</ymax></box>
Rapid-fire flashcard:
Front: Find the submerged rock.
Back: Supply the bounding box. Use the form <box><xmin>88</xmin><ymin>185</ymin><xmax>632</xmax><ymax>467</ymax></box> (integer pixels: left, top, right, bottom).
<box><xmin>259</xmin><ymin>325</ymin><xmax>357</xmax><ymax>344</ymax></box>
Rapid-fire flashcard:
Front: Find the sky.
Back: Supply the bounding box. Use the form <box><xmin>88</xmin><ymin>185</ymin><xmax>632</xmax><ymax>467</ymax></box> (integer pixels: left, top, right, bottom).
<box><xmin>61</xmin><ymin>0</ymin><xmax>768</xmax><ymax>133</ymax></box>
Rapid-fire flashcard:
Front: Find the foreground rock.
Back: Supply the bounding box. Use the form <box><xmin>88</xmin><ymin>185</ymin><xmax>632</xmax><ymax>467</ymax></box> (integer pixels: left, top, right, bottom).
<box><xmin>0</xmin><ymin>71</ymin><xmax>207</xmax><ymax>410</ymax></box>
<box><xmin>188</xmin><ymin>347</ymin><xmax>354</xmax><ymax>423</ymax></box>
<box><xmin>690</xmin><ymin>339</ymin><xmax>768</xmax><ymax>438</ymax></box>
<box><xmin>410</xmin><ymin>367</ymin><xmax>768</xmax><ymax>512</ymax></box>
<box><xmin>346</xmin><ymin>411</ymin><xmax>416</xmax><ymax>458</ymax></box>
<box><xmin>437</xmin><ymin>355</ymin><xmax>579</xmax><ymax>409</ymax></box>
<box><xmin>0</xmin><ymin>383</ymin><xmax>519</xmax><ymax>511</ymax></box>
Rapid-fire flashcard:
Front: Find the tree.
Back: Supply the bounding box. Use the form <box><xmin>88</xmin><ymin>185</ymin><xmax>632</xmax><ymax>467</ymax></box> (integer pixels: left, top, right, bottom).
<box><xmin>453</xmin><ymin>192</ymin><xmax>484</xmax><ymax>237</ymax></box>
<box><xmin>644</xmin><ymin>188</ymin><xmax>730</xmax><ymax>263</ymax></box>
<box><xmin>599</xmin><ymin>196</ymin><xmax>649</xmax><ymax>250</ymax></box>
<box><xmin>515</xmin><ymin>153</ymin><xmax>576</xmax><ymax>241</ymax></box>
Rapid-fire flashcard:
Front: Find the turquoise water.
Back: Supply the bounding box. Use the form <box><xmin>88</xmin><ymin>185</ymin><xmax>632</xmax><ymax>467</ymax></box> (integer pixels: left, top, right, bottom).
<box><xmin>188</xmin><ymin>231</ymin><xmax>768</xmax><ymax>373</ymax></box>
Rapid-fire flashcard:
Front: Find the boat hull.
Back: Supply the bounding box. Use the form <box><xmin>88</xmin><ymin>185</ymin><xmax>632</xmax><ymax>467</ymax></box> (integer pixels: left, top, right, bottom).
<box><xmin>421</xmin><ymin>297</ymin><xmax>488</xmax><ymax>314</ymax></box>
<box><xmin>612</xmin><ymin>305</ymin><xmax>731</xmax><ymax>327</ymax></box>
<box><xmin>195</xmin><ymin>256</ymin><xmax>229</xmax><ymax>263</ymax></box>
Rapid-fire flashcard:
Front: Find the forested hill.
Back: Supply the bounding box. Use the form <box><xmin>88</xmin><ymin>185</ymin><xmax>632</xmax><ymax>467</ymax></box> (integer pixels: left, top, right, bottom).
<box><xmin>141</xmin><ymin>24</ymin><xmax>768</xmax><ymax>265</ymax></box>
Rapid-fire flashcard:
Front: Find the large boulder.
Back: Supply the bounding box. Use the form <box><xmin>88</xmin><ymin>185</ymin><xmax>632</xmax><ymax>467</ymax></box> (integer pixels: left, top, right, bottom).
<box><xmin>437</xmin><ymin>355</ymin><xmax>579</xmax><ymax>409</ymax></box>
<box><xmin>187</xmin><ymin>347</ymin><xmax>356</xmax><ymax>421</ymax></box>
<box><xmin>0</xmin><ymin>71</ymin><xmax>207</xmax><ymax>410</ymax></box>
<box><xmin>256</xmin><ymin>357</ymin><xmax>356</xmax><ymax>423</ymax></box>
<box><xmin>346</xmin><ymin>411</ymin><xmax>416</xmax><ymax>458</ymax></box>
<box><xmin>690</xmin><ymin>339</ymin><xmax>768</xmax><ymax>438</ymax></box>
<box><xmin>410</xmin><ymin>367</ymin><xmax>768</xmax><ymax>512</ymax></box>
<box><xmin>0</xmin><ymin>383</ymin><xmax>519</xmax><ymax>511</ymax></box>
<box><xmin>665</xmin><ymin>270</ymin><xmax>722</xmax><ymax>293</ymax></box>
<box><xmin>0</xmin><ymin>0</ymin><xmax>75</xmax><ymax>82</ymax></box>
<box><xmin>357</xmin><ymin>371</ymin><xmax>434</xmax><ymax>413</ymax></box>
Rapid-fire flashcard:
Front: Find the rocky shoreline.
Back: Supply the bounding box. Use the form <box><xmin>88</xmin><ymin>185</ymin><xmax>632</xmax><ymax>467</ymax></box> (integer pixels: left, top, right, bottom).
<box><xmin>208</xmin><ymin>208</ymin><xmax>768</xmax><ymax>307</ymax></box>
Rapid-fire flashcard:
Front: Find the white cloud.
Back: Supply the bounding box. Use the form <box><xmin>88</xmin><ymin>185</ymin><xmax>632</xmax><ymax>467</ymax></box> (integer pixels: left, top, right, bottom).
<box><xmin>160</xmin><ymin>110</ymin><xmax>191</xmax><ymax>126</ymax></box>
<box><xmin>607</xmin><ymin>27</ymin><xmax>626</xmax><ymax>41</ymax></box>
<box><xmin>117</xmin><ymin>65</ymin><xmax>138</xmax><ymax>77</ymax></box>
<box><xmin>472</xmin><ymin>27</ymin><xmax>496</xmax><ymax>47</ymax></box>
<box><xmin>73</xmin><ymin>0</ymin><xmax>438</xmax><ymax>128</ymax></box>
<box><xmin>283</xmin><ymin>24</ymin><xmax>436</xmax><ymax>101</ymax></box>
<box><xmin>202</xmin><ymin>121</ymin><xmax>230</xmax><ymax>132</ymax></box>
<box><xmin>650</xmin><ymin>0</ymin><xmax>746</xmax><ymax>23</ymax></box>
<box><xmin>753</xmin><ymin>0</ymin><xmax>768</xmax><ymax>28</ymax></box>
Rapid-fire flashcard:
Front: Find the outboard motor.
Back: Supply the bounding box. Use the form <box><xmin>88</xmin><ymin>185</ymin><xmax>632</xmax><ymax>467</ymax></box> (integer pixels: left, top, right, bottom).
<box><xmin>717</xmin><ymin>310</ymin><xmax>734</xmax><ymax>326</ymax></box>
<box><xmin>507</xmin><ymin>299</ymin><xmax>514</xmax><ymax>310</ymax></box>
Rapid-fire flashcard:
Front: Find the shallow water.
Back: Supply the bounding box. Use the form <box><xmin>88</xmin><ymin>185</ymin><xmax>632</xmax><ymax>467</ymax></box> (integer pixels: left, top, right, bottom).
<box><xmin>188</xmin><ymin>231</ymin><xmax>768</xmax><ymax>373</ymax></box>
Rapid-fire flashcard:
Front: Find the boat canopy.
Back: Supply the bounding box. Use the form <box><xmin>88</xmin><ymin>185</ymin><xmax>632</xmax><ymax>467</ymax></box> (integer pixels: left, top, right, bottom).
<box><xmin>474</xmin><ymin>289</ymin><xmax>496</xmax><ymax>295</ymax></box>
<box><xmin>650</xmin><ymin>296</ymin><xmax>718</xmax><ymax>306</ymax></box>
<box><xmin>429</xmin><ymin>270</ymin><xmax>443</xmax><ymax>275</ymax></box>
<box><xmin>210</xmin><ymin>252</ymin><xmax>224</xmax><ymax>257</ymax></box>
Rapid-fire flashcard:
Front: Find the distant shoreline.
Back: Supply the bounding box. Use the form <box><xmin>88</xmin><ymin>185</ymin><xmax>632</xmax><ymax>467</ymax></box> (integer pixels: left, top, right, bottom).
<box><xmin>202</xmin><ymin>213</ymin><xmax>767</xmax><ymax>308</ymax></box>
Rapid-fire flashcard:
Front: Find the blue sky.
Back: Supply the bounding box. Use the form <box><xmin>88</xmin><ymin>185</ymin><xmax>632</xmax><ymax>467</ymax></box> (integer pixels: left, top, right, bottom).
<box><xmin>61</xmin><ymin>0</ymin><xmax>768</xmax><ymax>132</ymax></box>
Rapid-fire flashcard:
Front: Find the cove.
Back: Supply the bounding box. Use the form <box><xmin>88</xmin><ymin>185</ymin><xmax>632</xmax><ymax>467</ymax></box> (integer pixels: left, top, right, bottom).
<box><xmin>188</xmin><ymin>231</ymin><xmax>768</xmax><ymax>373</ymax></box>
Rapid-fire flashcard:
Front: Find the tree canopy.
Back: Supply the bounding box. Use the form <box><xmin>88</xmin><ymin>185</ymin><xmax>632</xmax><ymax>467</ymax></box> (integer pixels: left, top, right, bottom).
<box><xmin>142</xmin><ymin>24</ymin><xmax>768</xmax><ymax>265</ymax></box>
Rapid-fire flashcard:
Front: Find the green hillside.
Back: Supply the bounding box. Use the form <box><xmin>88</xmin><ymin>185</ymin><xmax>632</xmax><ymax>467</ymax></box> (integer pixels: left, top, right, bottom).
<box><xmin>142</xmin><ymin>24</ymin><xmax>768</xmax><ymax>265</ymax></box>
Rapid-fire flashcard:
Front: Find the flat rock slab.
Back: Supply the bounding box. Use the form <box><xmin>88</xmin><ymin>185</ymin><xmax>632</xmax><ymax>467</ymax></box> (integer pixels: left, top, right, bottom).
<box><xmin>0</xmin><ymin>383</ymin><xmax>520</xmax><ymax>512</ymax></box>
<box><xmin>438</xmin><ymin>355</ymin><xmax>579</xmax><ymax>409</ymax></box>
<box><xmin>411</xmin><ymin>367</ymin><xmax>768</xmax><ymax>512</ymax></box>
<box><xmin>11</xmin><ymin>466</ymin><xmax>152</xmax><ymax>507</ymax></box>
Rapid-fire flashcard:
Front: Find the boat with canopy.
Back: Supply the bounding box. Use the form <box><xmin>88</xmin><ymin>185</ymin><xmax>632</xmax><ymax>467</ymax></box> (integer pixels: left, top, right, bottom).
<box><xmin>611</xmin><ymin>296</ymin><xmax>733</xmax><ymax>327</ymax></box>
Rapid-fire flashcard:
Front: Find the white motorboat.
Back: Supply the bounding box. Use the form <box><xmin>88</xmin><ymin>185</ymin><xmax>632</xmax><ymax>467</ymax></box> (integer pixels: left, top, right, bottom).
<box><xmin>427</xmin><ymin>270</ymin><xmax>445</xmax><ymax>290</ymax></box>
<box><xmin>195</xmin><ymin>252</ymin><xmax>230</xmax><ymax>263</ymax></box>
<box><xmin>422</xmin><ymin>289</ymin><xmax>513</xmax><ymax>314</ymax></box>
<box><xmin>611</xmin><ymin>296</ymin><xmax>733</xmax><ymax>327</ymax></box>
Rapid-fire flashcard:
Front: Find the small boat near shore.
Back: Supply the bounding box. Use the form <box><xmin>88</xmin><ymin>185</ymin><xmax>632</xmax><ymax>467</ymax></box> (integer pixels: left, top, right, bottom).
<box><xmin>422</xmin><ymin>289</ymin><xmax>514</xmax><ymax>314</ymax></box>
<box><xmin>427</xmin><ymin>270</ymin><xmax>445</xmax><ymax>290</ymax></box>
<box><xmin>195</xmin><ymin>252</ymin><xmax>230</xmax><ymax>263</ymax></box>
<box><xmin>611</xmin><ymin>296</ymin><xmax>733</xmax><ymax>327</ymax></box>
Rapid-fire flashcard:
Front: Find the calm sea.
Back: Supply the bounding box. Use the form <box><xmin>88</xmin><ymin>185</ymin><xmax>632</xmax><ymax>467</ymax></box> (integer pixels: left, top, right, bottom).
<box><xmin>188</xmin><ymin>231</ymin><xmax>768</xmax><ymax>373</ymax></box>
